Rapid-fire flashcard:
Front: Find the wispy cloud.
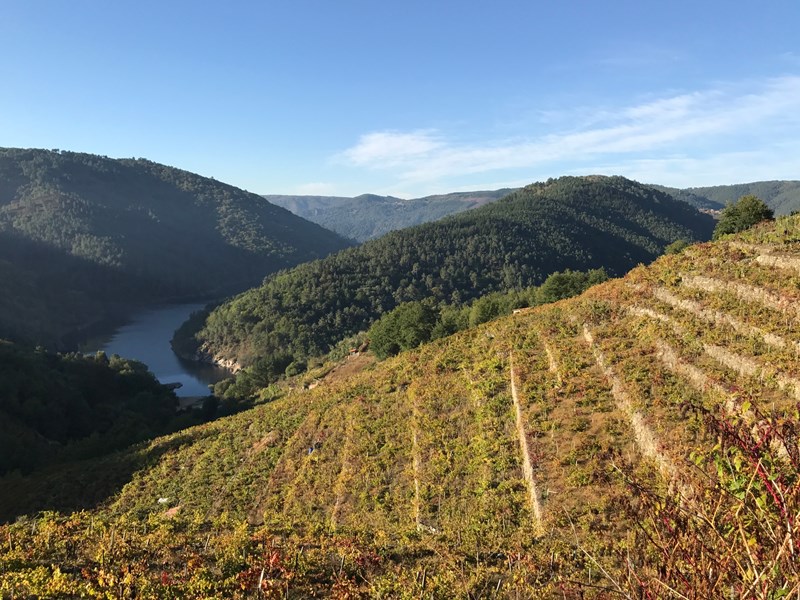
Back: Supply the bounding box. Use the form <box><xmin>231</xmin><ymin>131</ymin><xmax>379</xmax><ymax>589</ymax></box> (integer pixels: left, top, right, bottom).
<box><xmin>339</xmin><ymin>129</ymin><xmax>444</xmax><ymax>168</ymax></box>
<box><xmin>336</xmin><ymin>76</ymin><xmax>800</xmax><ymax>188</ymax></box>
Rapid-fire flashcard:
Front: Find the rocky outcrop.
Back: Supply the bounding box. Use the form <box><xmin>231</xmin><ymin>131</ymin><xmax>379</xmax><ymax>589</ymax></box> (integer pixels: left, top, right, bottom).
<box><xmin>191</xmin><ymin>342</ymin><xmax>243</xmax><ymax>373</ymax></box>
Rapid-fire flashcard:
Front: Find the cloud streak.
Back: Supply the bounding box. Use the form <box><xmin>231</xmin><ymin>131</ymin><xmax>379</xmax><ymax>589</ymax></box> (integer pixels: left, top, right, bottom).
<box><xmin>340</xmin><ymin>130</ymin><xmax>444</xmax><ymax>168</ymax></box>
<box><xmin>336</xmin><ymin>76</ymin><xmax>800</xmax><ymax>188</ymax></box>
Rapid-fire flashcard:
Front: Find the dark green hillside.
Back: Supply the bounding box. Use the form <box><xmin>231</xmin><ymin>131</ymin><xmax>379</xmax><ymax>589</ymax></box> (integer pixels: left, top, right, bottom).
<box><xmin>691</xmin><ymin>180</ymin><xmax>800</xmax><ymax>214</ymax></box>
<box><xmin>657</xmin><ymin>180</ymin><xmax>800</xmax><ymax>214</ymax></box>
<box><xmin>0</xmin><ymin>340</ymin><xmax>183</xmax><ymax>476</ymax></box>
<box><xmin>0</xmin><ymin>148</ymin><xmax>351</xmax><ymax>347</ymax></box>
<box><xmin>267</xmin><ymin>188</ymin><xmax>511</xmax><ymax>241</ymax></box>
<box><xmin>0</xmin><ymin>230</ymin><xmax>132</xmax><ymax>347</ymax></box>
<box><xmin>272</xmin><ymin>181</ymin><xmax>800</xmax><ymax>244</ymax></box>
<box><xmin>187</xmin><ymin>175</ymin><xmax>714</xmax><ymax>370</ymax></box>
<box><xmin>651</xmin><ymin>184</ymin><xmax>724</xmax><ymax>210</ymax></box>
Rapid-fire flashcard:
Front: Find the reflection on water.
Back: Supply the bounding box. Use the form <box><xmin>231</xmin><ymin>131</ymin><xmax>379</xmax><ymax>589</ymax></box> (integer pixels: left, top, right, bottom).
<box><xmin>85</xmin><ymin>303</ymin><xmax>230</xmax><ymax>397</ymax></box>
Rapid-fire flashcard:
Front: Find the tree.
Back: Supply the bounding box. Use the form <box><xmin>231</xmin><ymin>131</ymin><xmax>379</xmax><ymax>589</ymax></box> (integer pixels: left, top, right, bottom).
<box><xmin>713</xmin><ymin>194</ymin><xmax>773</xmax><ymax>240</ymax></box>
<box><xmin>469</xmin><ymin>293</ymin><xmax>505</xmax><ymax>327</ymax></box>
<box><xmin>664</xmin><ymin>239</ymin><xmax>690</xmax><ymax>254</ymax></box>
<box><xmin>536</xmin><ymin>268</ymin><xmax>608</xmax><ymax>304</ymax></box>
<box><xmin>368</xmin><ymin>301</ymin><xmax>438</xmax><ymax>359</ymax></box>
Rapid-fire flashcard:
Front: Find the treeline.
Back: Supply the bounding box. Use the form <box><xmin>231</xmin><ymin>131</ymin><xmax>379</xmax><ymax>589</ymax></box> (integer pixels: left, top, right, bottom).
<box><xmin>182</xmin><ymin>175</ymin><xmax>714</xmax><ymax>379</ymax></box>
<box><xmin>369</xmin><ymin>268</ymin><xmax>608</xmax><ymax>358</ymax></box>
<box><xmin>0</xmin><ymin>340</ymin><xmax>211</xmax><ymax>475</ymax></box>
<box><xmin>0</xmin><ymin>148</ymin><xmax>351</xmax><ymax>348</ymax></box>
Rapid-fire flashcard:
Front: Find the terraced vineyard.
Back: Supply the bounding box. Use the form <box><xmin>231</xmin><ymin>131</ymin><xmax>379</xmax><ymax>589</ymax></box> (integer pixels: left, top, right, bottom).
<box><xmin>2</xmin><ymin>217</ymin><xmax>800</xmax><ymax>598</ymax></box>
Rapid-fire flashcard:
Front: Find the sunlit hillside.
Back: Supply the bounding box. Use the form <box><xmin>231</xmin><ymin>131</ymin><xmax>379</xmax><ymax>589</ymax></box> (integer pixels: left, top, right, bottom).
<box><xmin>2</xmin><ymin>216</ymin><xmax>799</xmax><ymax>598</ymax></box>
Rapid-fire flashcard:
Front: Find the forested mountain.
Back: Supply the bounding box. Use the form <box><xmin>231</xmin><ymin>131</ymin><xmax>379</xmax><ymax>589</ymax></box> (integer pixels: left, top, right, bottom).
<box><xmin>656</xmin><ymin>180</ymin><xmax>800</xmax><ymax>214</ymax></box>
<box><xmin>3</xmin><ymin>215</ymin><xmax>799</xmax><ymax>597</ymax></box>
<box><xmin>181</xmin><ymin>176</ymin><xmax>714</xmax><ymax>371</ymax></box>
<box><xmin>272</xmin><ymin>181</ymin><xmax>800</xmax><ymax>242</ymax></box>
<box><xmin>266</xmin><ymin>189</ymin><xmax>512</xmax><ymax>241</ymax></box>
<box><xmin>0</xmin><ymin>148</ymin><xmax>351</xmax><ymax>348</ymax></box>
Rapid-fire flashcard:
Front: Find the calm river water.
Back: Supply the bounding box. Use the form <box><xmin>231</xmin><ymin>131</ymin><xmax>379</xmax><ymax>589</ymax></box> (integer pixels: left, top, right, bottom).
<box><xmin>85</xmin><ymin>303</ymin><xmax>230</xmax><ymax>397</ymax></box>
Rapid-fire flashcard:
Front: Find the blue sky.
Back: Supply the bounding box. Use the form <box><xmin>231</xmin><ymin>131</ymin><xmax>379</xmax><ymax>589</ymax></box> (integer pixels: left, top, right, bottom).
<box><xmin>2</xmin><ymin>1</ymin><xmax>799</xmax><ymax>197</ymax></box>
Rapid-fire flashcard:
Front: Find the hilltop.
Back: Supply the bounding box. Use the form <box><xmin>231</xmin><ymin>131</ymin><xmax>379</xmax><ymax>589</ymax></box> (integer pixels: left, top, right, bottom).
<box><xmin>181</xmin><ymin>175</ymin><xmax>713</xmax><ymax>373</ymax></box>
<box><xmin>0</xmin><ymin>148</ymin><xmax>351</xmax><ymax>348</ymax></box>
<box><xmin>272</xmin><ymin>181</ymin><xmax>800</xmax><ymax>242</ymax></box>
<box><xmin>2</xmin><ymin>213</ymin><xmax>798</xmax><ymax>597</ymax></box>
<box><xmin>266</xmin><ymin>189</ymin><xmax>512</xmax><ymax>242</ymax></box>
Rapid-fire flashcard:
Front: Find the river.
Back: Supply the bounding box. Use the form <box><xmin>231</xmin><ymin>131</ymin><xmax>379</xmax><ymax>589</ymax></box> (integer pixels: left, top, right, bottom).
<box><xmin>84</xmin><ymin>303</ymin><xmax>231</xmax><ymax>397</ymax></box>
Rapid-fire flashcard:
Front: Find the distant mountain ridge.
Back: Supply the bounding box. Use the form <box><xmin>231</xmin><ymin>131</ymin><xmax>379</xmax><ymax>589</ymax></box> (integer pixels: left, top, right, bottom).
<box><xmin>266</xmin><ymin>189</ymin><xmax>513</xmax><ymax>241</ymax></box>
<box><xmin>0</xmin><ymin>148</ymin><xmax>352</xmax><ymax>348</ymax></box>
<box><xmin>272</xmin><ymin>180</ymin><xmax>800</xmax><ymax>241</ymax></box>
<box><xmin>654</xmin><ymin>180</ymin><xmax>800</xmax><ymax>214</ymax></box>
<box><xmin>185</xmin><ymin>175</ymin><xmax>714</xmax><ymax>372</ymax></box>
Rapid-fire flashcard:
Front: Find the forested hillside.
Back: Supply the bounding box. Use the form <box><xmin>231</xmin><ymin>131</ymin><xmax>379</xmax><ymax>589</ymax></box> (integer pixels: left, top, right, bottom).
<box><xmin>182</xmin><ymin>176</ymin><xmax>714</xmax><ymax>372</ymax></box>
<box><xmin>266</xmin><ymin>189</ymin><xmax>511</xmax><ymax>241</ymax></box>
<box><xmin>657</xmin><ymin>180</ymin><xmax>800</xmax><ymax>214</ymax></box>
<box><xmin>272</xmin><ymin>181</ymin><xmax>800</xmax><ymax>244</ymax></box>
<box><xmin>0</xmin><ymin>229</ymin><xmax>145</xmax><ymax>348</ymax></box>
<box><xmin>2</xmin><ymin>215</ymin><xmax>798</xmax><ymax>598</ymax></box>
<box><xmin>0</xmin><ymin>148</ymin><xmax>351</xmax><ymax>348</ymax></box>
<box><xmin>0</xmin><ymin>340</ymin><xmax>182</xmax><ymax>476</ymax></box>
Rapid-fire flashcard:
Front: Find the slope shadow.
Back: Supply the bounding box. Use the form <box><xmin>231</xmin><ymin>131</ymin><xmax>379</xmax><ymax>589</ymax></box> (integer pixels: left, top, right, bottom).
<box><xmin>0</xmin><ymin>426</ymin><xmax>216</xmax><ymax>523</ymax></box>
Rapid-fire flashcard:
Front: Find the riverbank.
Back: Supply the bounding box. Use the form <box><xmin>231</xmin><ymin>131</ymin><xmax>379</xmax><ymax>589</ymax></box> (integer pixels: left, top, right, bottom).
<box><xmin>82</xmin><ymin>303</ymin><xmax>232</xmax><ymax>397</ymax></box>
